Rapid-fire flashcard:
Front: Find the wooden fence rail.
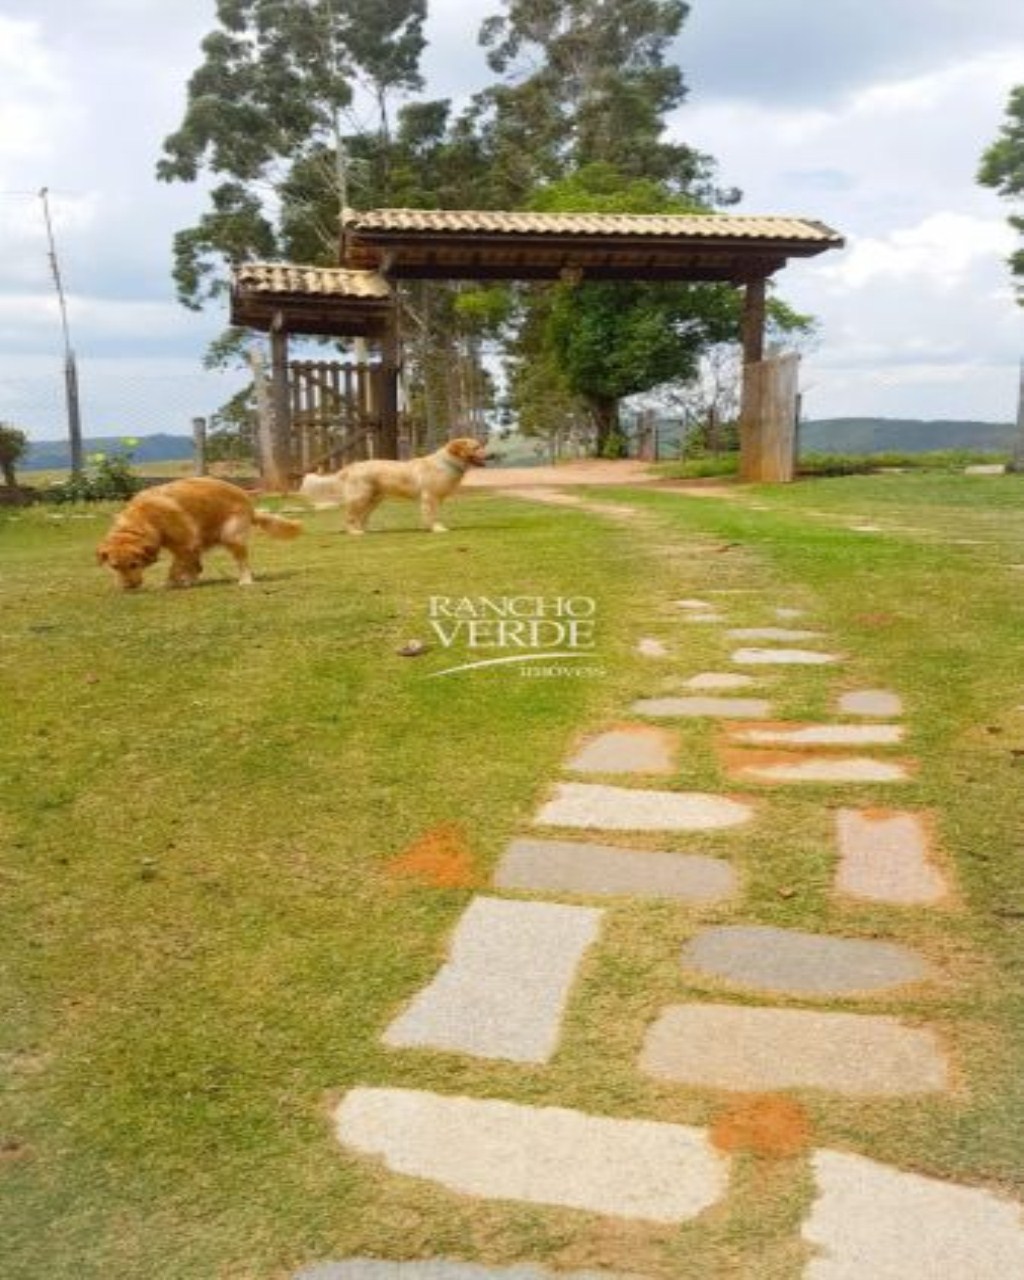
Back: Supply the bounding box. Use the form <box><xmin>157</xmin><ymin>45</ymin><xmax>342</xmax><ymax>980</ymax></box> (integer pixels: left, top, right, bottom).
<box><xmin>289</xmin><ymin>359</ymin><xmax>385</xmax><ymax>473</ymax></box>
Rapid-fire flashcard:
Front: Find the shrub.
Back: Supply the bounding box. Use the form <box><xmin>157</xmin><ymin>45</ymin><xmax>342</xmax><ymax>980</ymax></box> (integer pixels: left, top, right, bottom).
<box><xmin>0</xmin><ymin>422</ymin><xmax>28</xmax><ymax>487</ymax></box>
<box><xmin>48</xmin><ymin>449</ymin><xmax>142</xmax><ymax>503</ymax></box>
<box><xmin>796</xmin><ymin>450</ymin><xmax>1011</xmax><ymax>477</ymax></box>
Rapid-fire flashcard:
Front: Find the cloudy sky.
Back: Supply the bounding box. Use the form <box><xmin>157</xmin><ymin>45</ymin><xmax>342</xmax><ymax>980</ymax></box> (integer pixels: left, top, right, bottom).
<box><xmin>1</xmin><ymin>0</ymin><xmax>1023</xmax><ymax>440</ymax></box>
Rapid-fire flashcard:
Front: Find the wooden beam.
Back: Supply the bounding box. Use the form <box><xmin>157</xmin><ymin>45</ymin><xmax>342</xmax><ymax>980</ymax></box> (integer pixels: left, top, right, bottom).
<box><xmin>739</xmin><ymin>277</ymin><xmax>768</xmax><ymax>482</ymax></box>
<box><xmin>268</xmin><ymin>315</ymin><xmax>293</xmax><ymax>489</ymax></box>
<box><xmin>741</xmin><ymin>276</ymin><xmax>767</xmax><ymax>365</ymax></box>
<box><xmin>378</xmin><ymin>308</ymin><xmax>400</xmax><ymax>459</ymax></box>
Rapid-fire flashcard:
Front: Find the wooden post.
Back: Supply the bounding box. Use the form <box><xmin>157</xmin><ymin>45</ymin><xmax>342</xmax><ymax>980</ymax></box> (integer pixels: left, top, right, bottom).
<box><xmin>268</xmin><ymin>315</ymin><xmax>293</xmax><ymax>489</ymax></box>
<box><xmin>741</xmin><ymin>353</ymin><xmax>800</xmax><ymax>483</ymax></box>
<box><xmin>741</xmin><ymin>277</ymin><xmax>766</xmax><ymax>365</ymax></box>
<box><xmin>1011</xmin><ymin>358</ymin><xmax>1024</xmax><ymax>474</ymax></box>
<box><xmin>708</xmin><ymin>405</ymin><xmax>721</xmax><ymax>457</ymax></box>
<box><xmin>739</xmin><ymin>277</ymin><xmax>767</xmax><ymax>481</ymax></box>
<box><xmin>248</xmin><ymin>345</ymin><xmax>275</xmax><ymax>485</ymax></box>
<box><xmin>192</xmin><ymin>416</ymin><xmax>207</xmax><ymax>476</ymax></box>
<box><xmin>379</xmin><ymin>310</ymin><xmax>400</xmax><ymax>460</ymax></box>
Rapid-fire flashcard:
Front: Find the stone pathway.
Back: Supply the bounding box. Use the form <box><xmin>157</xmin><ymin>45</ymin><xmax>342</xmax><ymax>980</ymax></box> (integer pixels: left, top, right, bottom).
<box><xmin>726</xmin><ymin>722</ymin><xmax>904</xmax><ymax>747</ymax></box>
<box><xmin>725</xmin><ymin>753</ymin><xmax>913</xmax><ymax>784</ymax></box>
<box><xmin>533</xmin><ymin>781</ymin><xmax>753</xmax><ymax>831</ymax></box>
<box><xmin>632</xmin><ymin>695</ymin><xmax>772</xmax><ymax>719</ymax></box>
<box><xmin>382</xmin><ymin>897</ymin><xmax>602</xmax><ymax>1063</ymax></box>
<box><xmin>835</xmin><ymin>808</ymin><xmax>949</xmax><ymax>904</ymax></box>
<box><xmin>496</xmin><ymin>837</ymin><xmax>737</xmax><ymax>903</ymax></box>
<box><xmin>679</xmin><ymin>925</ymin><xmax>933</xmax><ymax>995</ymax></box>
<box><xmin>732</xmin><ymin>647</ymin><xmax>842</xmax><ymax>665</ymax></box>
<box><xmin>565</xmin><ymin>725</ymin><xmax>677</xmax><ymax>774</ymax></box>
<box><xmin>313</xmin><ymin>504</ymin><xmax>1022</xmax><ymax>1279</ymax></box>
<box><xmin>335</xmin><ymin>1088</ymin><xmax>729</xmax><ymax>1223</ymax></box>
<box><xmin>639</xmin><ymin>1005</ymin><xmax>949</xmax><ymax>1095</ymax></box>
<box><xmin>804</xmin><ymin>1150</ymin><xmax>1024</xmax><ymax>1277</ymax></box>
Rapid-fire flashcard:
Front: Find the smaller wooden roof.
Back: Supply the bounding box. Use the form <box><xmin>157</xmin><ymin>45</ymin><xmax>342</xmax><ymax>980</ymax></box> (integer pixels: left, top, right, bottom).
<box><xmin>230</xmin><ymin>263</ymin><xmax>393</xmax><ymax>337</ymax></box>
<box><xmin>341</xmin><ymin>208</ymin><xmax>843</xmax><ymax>283</ymax></box>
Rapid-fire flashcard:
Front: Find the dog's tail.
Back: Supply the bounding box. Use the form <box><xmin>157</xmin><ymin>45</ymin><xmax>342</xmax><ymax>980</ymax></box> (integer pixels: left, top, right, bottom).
<box><xmin>253</xmin><ymin>511</ymin><xmax>303</xmax><ymax>539</ymax></box>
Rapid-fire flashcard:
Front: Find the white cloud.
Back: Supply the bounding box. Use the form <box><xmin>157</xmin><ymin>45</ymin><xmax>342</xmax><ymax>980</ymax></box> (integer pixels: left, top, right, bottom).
<box><xmin>675</xmin><ymin>48</ymin><xmax>1024</xmax><ymax>419</ymax></box>
<box><xmin>3</xmin><ymin>1</ymin><xmax>1023</xmax><ymax>428</ymax></box>
<box><xmin>0</xmin><ymin>17</ymin><xmax>71</xmax><ymax>166</ymax></box>
<box><xmin>820</xmin><ymin>212</ymin><xmax>1015</xmax><ymax>290</ymax></box>
<box><xmin>680</xmin><ymin>0</ymin><xmax>1024</xmax><ymax>106</ymax></box>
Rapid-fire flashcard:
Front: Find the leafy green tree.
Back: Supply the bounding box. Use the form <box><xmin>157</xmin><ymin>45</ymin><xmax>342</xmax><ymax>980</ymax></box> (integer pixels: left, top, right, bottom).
<box><xmin>0</xmin><ymin>423</ymin><xmax>28</xmax><ymax>488</ymax></box>
<box><xmin>472</xmin><ymin>0</ymin><xmax>736</xmax><ymax>205</ymax></box>
<box><xmin>979</xmin><ymin>85</ymin><xmax>1024</xmax><ymax>300</ymax></box>
<box><xmin>157</xmin><ymin>0</ymin><xmax>428</xmax><ymax>308</ymax></box>
<box><xmin>503</xmin><ymin>167</ymin><xmax>812</xmax><ymax>455</ymax></box>
<box><xmin>467</xmin><ymin>2</ymin><xmax>743</xmax><ymax>454</ymax></box>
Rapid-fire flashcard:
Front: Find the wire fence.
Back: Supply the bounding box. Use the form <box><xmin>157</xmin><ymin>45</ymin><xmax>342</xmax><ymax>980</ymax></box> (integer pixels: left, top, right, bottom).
<box><xmin>4</xmin><ymin>363</ymin><xmax>250</xmax><ymax>471</ymax></box>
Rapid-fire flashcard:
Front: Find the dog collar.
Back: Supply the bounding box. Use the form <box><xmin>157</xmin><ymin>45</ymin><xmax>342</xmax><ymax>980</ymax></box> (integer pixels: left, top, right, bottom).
<box><xmin>436</xmin><ymin>453</ymin><xmax>469</xmax><ymax>475</ymax></box>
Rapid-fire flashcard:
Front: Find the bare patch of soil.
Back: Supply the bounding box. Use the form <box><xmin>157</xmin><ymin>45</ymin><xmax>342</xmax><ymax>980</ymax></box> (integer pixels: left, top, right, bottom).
<box><xmin>384</xmin><ymin>822</ymin><xmax>477</xmax><ymax>889</ymax></box>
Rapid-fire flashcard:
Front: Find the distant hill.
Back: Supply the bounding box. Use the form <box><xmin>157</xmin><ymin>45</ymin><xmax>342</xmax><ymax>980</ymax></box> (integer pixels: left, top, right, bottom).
<box><xmin>23</xmin><ymin>434</ymin><xmax>194</xmax><ymax>471</ymax></box>
<box><xmin>799</xmin><ymin>418</ymin><xmax>1016</xmax><ymax>455</ymax></box>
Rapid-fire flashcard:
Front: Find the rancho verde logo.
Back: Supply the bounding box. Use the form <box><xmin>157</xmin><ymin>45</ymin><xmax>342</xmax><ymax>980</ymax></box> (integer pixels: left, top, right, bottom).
<box><xmin>424</xmin><ymin>595</ymin><xmax>606</xmax><ymax>678</ymax></box>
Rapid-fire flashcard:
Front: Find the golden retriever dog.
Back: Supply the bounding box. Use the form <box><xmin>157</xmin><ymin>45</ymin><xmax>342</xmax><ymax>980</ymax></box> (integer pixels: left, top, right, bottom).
<box><xmin>299</xmin><ymin>437</ymin><xmax>486</xmax><ymax>534</ymax></box>
<box><xmin>97</xmin><ymin>476</ymin><xmax>302</xmax><ymax>590</ymax></box>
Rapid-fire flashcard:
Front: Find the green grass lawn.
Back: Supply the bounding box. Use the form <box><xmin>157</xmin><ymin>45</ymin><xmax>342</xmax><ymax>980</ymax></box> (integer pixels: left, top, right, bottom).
<box><xmin>3</xmin><ymin>474</ymin><xmax>1024</xmax><ymax>1278</ymax></box>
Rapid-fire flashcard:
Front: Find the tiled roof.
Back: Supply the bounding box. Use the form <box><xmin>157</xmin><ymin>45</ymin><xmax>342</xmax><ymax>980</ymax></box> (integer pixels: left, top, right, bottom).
<box><xmin>342</xmin><ymin>208</ymin><xmax>842</xmax><ymax>245</ymax></box>
<box><xmin>233</xmin><ymin>263</ymin><xmax>391</xmax><ymax>299</ymax></box>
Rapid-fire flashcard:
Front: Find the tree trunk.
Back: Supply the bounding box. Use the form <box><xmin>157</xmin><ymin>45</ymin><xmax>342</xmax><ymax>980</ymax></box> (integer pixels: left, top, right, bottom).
<box><xmin>589</xmin><ymin>395</ymin><xmax>625</xmax><ymax>457</ymax></box>
<box><xmin>1</xmin><ymin>460</ymin><xmax>16</xmax><ymax>488</ymax></box>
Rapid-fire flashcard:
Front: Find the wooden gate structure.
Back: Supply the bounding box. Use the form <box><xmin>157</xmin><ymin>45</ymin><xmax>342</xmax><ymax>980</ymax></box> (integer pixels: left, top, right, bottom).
<box><xmin>230</xmin><ymin>212</ymin><xmax>843</xmax><ymax>487</ymax></box>
<box><xmin>288</xmin><ymin>359</ymin><xmax>384</xmax><ymax>472</ymax></box>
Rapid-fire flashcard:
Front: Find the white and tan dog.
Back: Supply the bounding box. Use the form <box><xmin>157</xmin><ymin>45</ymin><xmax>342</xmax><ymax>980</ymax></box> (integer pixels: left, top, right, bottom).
<box><xmin>300</xmin><ymin>437</ymin><xmax>486</xmax><ymax>534</ymax></box>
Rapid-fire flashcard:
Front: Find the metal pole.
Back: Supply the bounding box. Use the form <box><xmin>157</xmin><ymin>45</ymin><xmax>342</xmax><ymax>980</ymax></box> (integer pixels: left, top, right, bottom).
<box><xmin>40</xmin><ymin>187</ymin><xmax>83</xmax><ymax>476</ymax></box>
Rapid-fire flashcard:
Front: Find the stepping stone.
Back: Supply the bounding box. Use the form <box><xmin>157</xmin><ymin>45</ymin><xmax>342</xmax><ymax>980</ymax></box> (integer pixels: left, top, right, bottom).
<box><xmin>726</xmin><ymin>628</ymin><xmax>823</xmax><ymax>642</ymax></box>
<box><xmin>682</xmin><ymin>613</ymin><xmax>725</xmax><ymax>624</ymax></box>
<box><xmin>632</xmin><ymin>696</ymin><xmax>772</xmax><ymax>719</ymax></box>
<box><xmin>295</xmin><ymin>1263</ymin><xmax>638</xmax><ymax>1280</ymax></box>
<box><xmin>804</xmin><ymin>1149</ymin><xmax>1024</xmax><ymax>1277</ymax></box>
<box><xmin>495</xmin><ymin>838</ymin><xmax>737</xmax><ymax>903</ymax></box>
<box><xmin>727</xmin><ymin>722</ymin><xmax>904</xmax><ymax>748</ymax></box>
<box><xmin>334</xmin><ymin>1087</ymin><xmax>730</xmax><ymax>1224</ymax></box>
<box><xmin>684</xmin><ymin>672</ymin><xmax>757</xmax><ymax>691</ymax></box>
<box><xmin>835</xmin><ymin>809</ymin><xmax>948</xmax><ymax>904</ymax></box>
<box><xmin>774</xmin><ymin>607</ymin><xmax>805</xmax><ymax>619</ymax></box>
<box><xmin>726</xmin><ymin>753</ymin><xmax>911</xmax><ymax>784</ymax></box>
<box><xmin>636</xmin><ymin>638</ymin><xmax>668</xmax><ymax>658</ymax></box>
<box><xmin>566</xmin><ymin>725</ymin><xmax>677</xmax><ymax>775</ymax></box>
<box><xmin>535</xmin><ymin>783</ymin><xmax>754</xmax><ymax>832</ymax></box>
<box><xmin>382</xmin><ymin>897</ymin><xmax>602</xmax><ymax>1063</ymax></box>
<box><xmin>850</xmin><ymin>525</ymin><xmax>884</xmax><ymax>533</ymax></box>
<box><xmin>838</xmin><ymin>689</ymin><xmax>903</xmax><ymax>717</ymax></box>
<box><xmin>732</xmin><ymin>648</ymin><xmax>840</xmax><ymax>665</ymax></box>
<box><xmin>680</xmin><ymin>925</ymin><xmax>931</xmax><ymax>995</ymax></box>
<box><xmin>639</xmin><ymin>1005</ymin><xmax>949</xmax><ymax>1095</ymax></box>
<box><xmin>676</xmin><ymin>598</ymin><xmax>715</xmax><ymax>610</ymax></box>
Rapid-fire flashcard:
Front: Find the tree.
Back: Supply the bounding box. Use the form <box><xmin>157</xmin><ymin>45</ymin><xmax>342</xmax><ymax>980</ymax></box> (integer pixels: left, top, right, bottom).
<box><xmin>0</xmin><ymin>423</ymin><xmax>28</xmax><ymax>488</ymax></box>
<box><xmin>468</xmin><ymin>2</ymin><xmax>743</xmax><ymax>454</ymax></box>
<box><xmin>472</xmin><ymin>0</ymin><xmax>737</xmax><ymax>206</ymax></box>
<box><xmin>157</xmin><ymin>0</ymin><xmax>428</xmax><ymax>309</ymax></box>
<box><xmin>979</xmin><ymin>84</ymin><xmax>1024</xmax><ymax>301</ymax></box>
